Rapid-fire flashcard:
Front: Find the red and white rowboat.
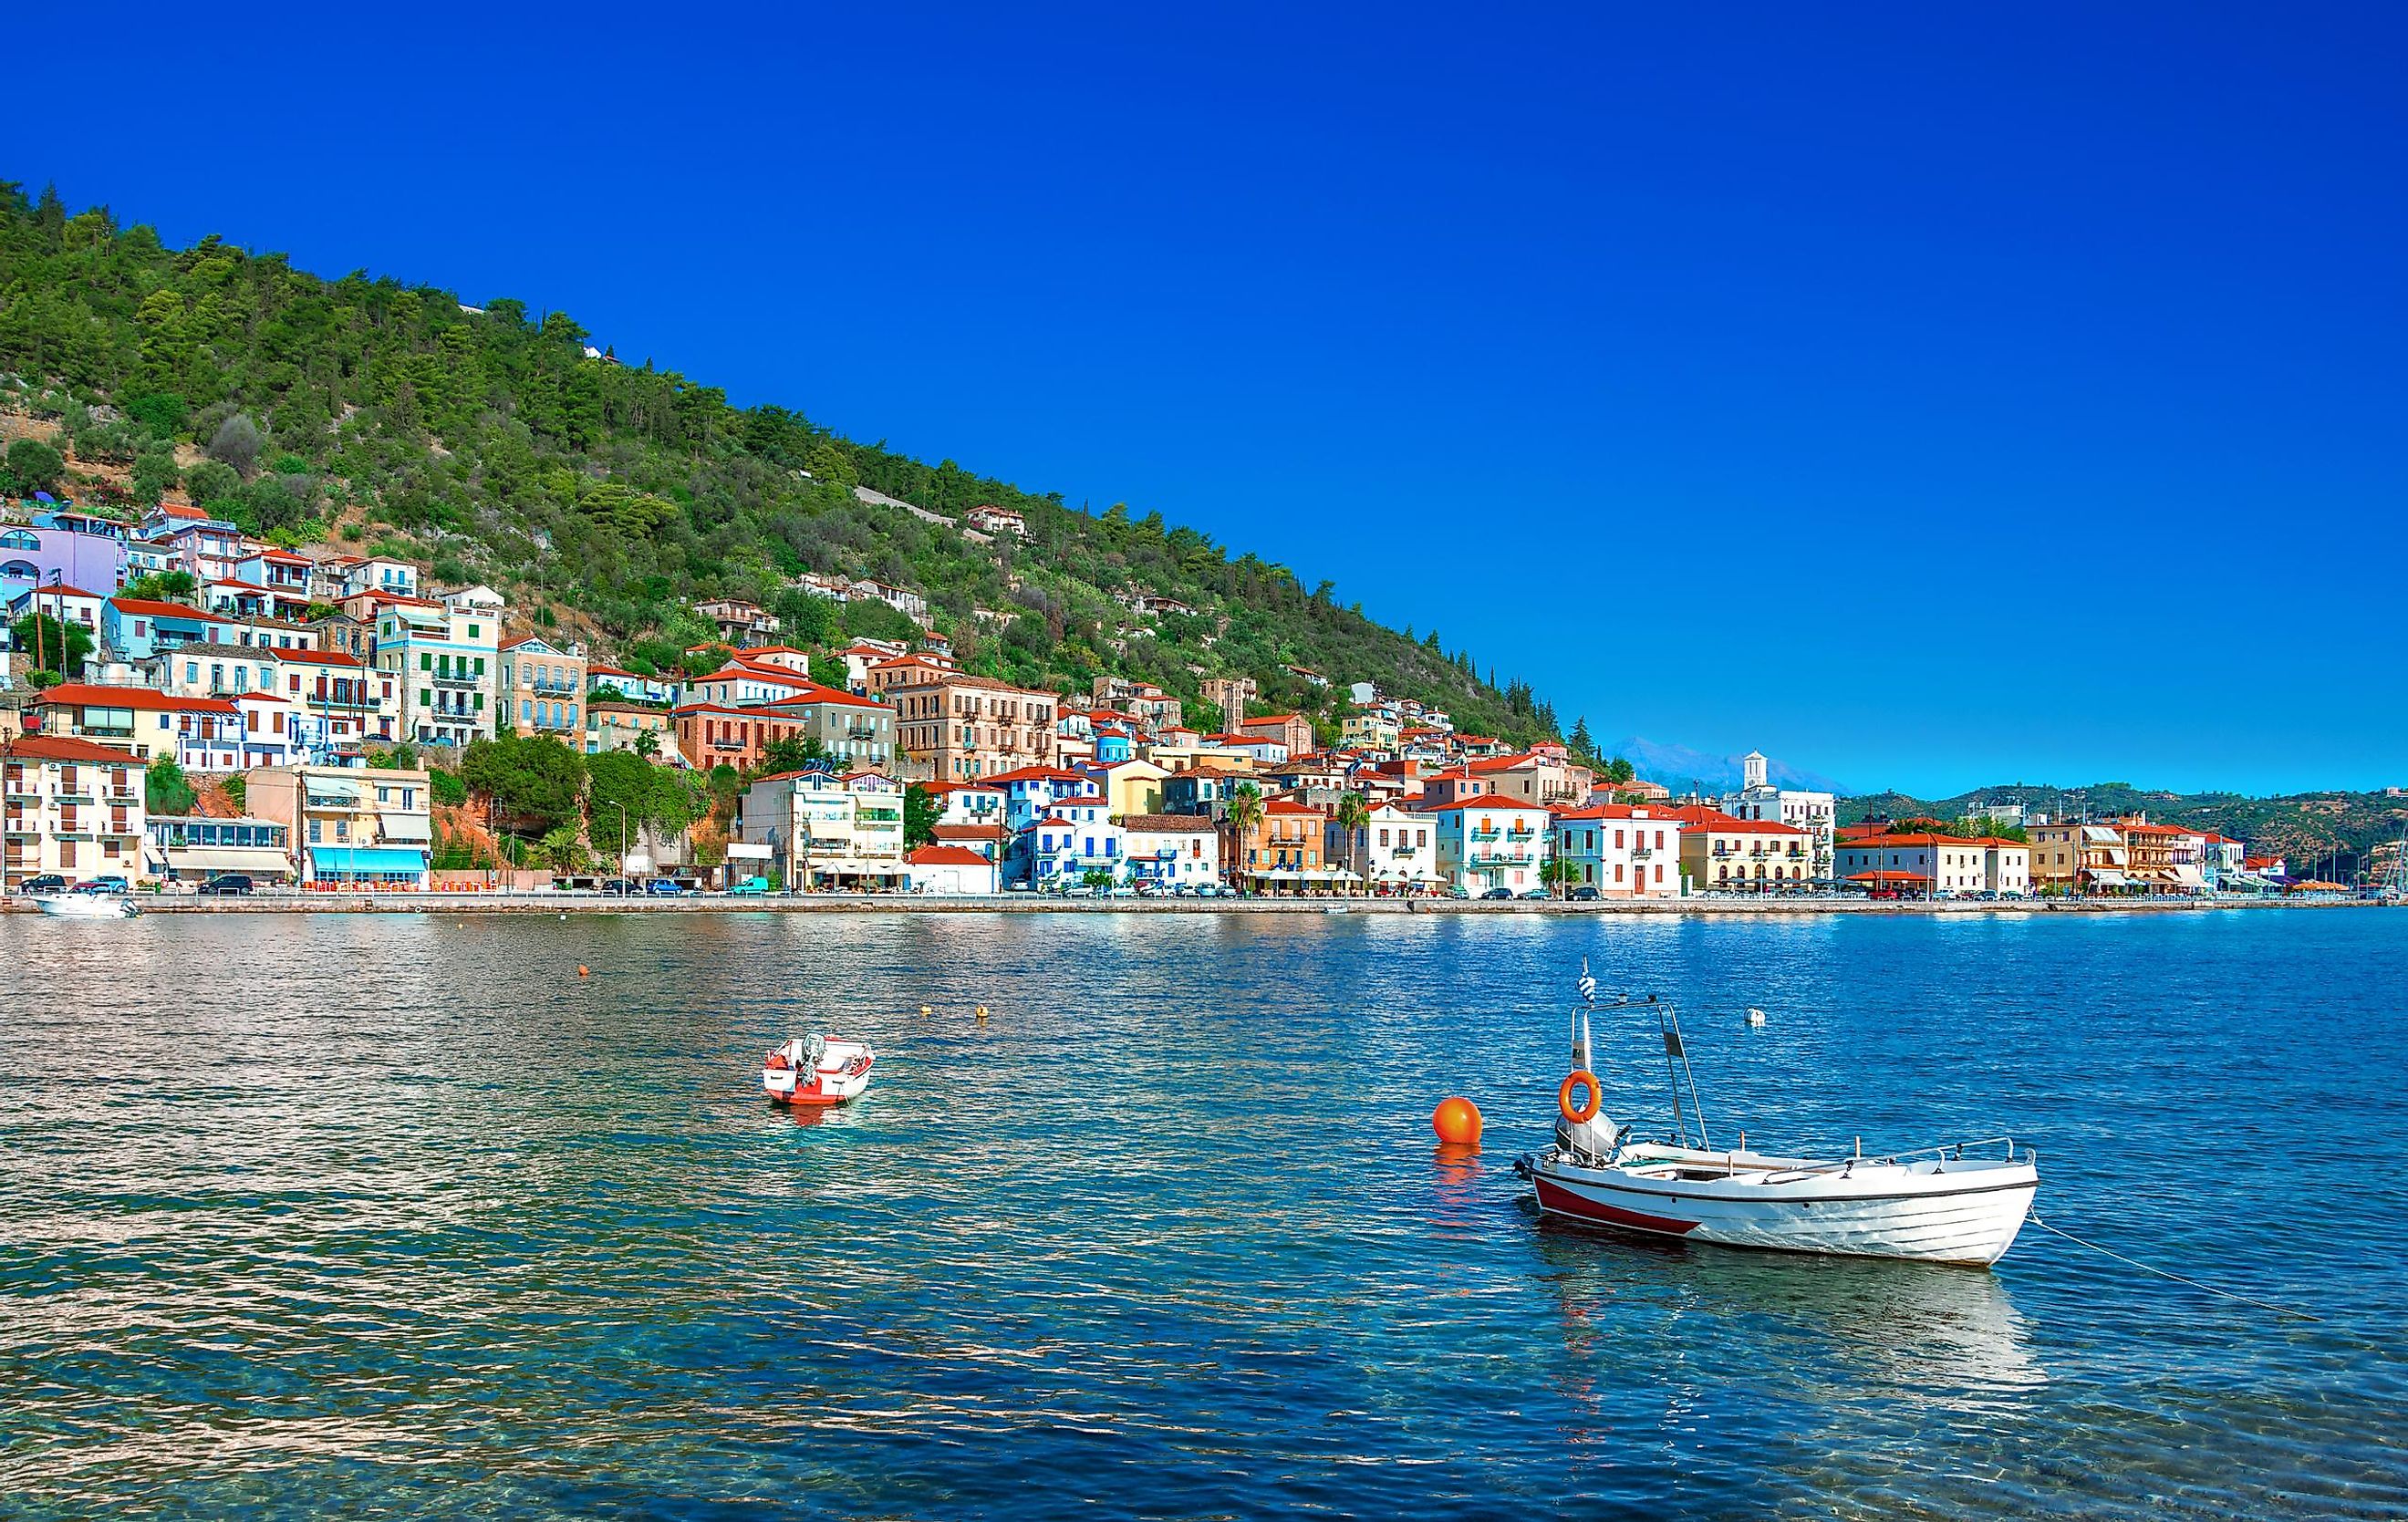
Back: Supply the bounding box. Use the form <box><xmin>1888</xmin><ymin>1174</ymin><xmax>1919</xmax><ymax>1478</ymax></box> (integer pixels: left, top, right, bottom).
<box><xmin>1519</xmin><ymin>977</ymin><xmax>2038</xmax><ymax>1267</ymax></box>
<box><xmin>763</xmin><ymin>1035</ymin><xmax>875</xmax><ymax>1106</ymax></box>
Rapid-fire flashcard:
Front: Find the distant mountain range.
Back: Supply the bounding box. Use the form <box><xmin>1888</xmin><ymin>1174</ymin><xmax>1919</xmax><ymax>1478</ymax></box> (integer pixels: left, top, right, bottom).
<box><xmin>1608</xmin><ymin>738</ymin><xmax>1846</xmax><ymax>797</ymax></box>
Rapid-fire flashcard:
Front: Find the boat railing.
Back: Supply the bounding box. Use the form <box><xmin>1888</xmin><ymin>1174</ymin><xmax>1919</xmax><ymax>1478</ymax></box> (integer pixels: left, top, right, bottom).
<box><xmin>1753</xmin><ymin>1135</ymin><xmax>2032</xmax><ymax>1183</ymax></box>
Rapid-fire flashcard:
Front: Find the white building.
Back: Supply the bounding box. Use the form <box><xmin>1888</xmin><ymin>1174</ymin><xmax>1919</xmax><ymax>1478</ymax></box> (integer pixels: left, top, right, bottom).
<box><xmin>1835</xmin><ymin>833</ymin><xmax>2017</xmax><ymax>896</ymax></box>
<box><xmin>1551</xmin><ymin>804</ymin><xmax>1685</xmax><ymax>898</ymax></box>
<box><xmin>1427</xmin><ymin>794</ymin><xmax>1550</xmax><ymax>895</ymax></box>
<box><xmin>1119</xmin><ymin>813</ymin><xmax>1221</xmax><ymax>890</ymax></box>
<box><xmin>1718</xmin><ymin>751</ymin><xmax>1837</xmax><ymax>883</ymax></box>
<box><xmin>1021</xmin><ymin>798</ymin><xmax>1121</xmax><ymax>888</ymax></box>
<box><xmin>733</xmin><ymin>771</ymin><xmax>908</xmax><ymax>891</ymax></box>
<box><xmin>921</xmin><ymin>782</ymin><xmax>1007</xmax><ymax>828</ymax></box>
<box><xmin>906</xmin><ymin>844</ymin><xmax>999</xmax><ymax>895</ymax></box>
<box><xmin>1327</xmin><ymin>798</ymin><xmax>1439</xmax><ymax>890</ymax></box>
<box><xmin>370</xmin><ymin>588</ymin><xmax>503</xmax><ymax>749</ymax></box>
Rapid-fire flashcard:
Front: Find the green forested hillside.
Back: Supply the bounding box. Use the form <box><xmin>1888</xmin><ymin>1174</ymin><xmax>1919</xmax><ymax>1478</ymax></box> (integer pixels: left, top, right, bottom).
<box><xmin>0</xmin><ymin>181</ymin><xmax>1561</xmax><ymax>745</ymax></box>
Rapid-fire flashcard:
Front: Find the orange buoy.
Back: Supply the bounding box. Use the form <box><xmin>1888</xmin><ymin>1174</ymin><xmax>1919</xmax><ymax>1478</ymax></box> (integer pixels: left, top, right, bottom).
<box><xmin>577</xmin><ymin>965</ymin><xmax>590</xmax><ymax>978</ymax></box>
<box><xmin>1432</xmin><ymin>1095</ymin><xmax>1482</xmax><ymax>1145</ymax></box>
<box><xmin>1558</xmin><ymin>1070</ymin><xmax>1602</xmax><ymax>1124</ymax></box>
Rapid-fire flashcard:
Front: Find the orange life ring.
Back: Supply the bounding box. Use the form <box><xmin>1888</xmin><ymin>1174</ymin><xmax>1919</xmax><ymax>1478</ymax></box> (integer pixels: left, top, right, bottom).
<box><xmin>765</xmin><ymin>1051</ymin><xmax>790</xmax><ymax>1071</ymax></box>
<box><xmin>1559</xmin><ymin>1070</ymin><xmax>1602</xmax><ymax>1124</ymax></box>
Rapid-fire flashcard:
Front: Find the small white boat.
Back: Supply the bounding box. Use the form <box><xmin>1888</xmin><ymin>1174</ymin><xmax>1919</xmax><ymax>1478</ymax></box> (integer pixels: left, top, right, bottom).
<box><xmin>762</xmin><ymin>1035</ymin><xmax>874</xmax><ymax>1107</ymax></box>
<box><xmin>32</xmin><ymin>889</ymin><xmax>139</xmax><ymax>919</ymax></box>
<box><xmin>1519</xmin><ymin>978</ymin><xmax>2037</xmax><ymax>1267</ymax></box>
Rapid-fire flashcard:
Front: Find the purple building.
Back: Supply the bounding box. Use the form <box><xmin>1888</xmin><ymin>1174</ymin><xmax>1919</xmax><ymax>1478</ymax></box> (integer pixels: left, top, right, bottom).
<box><xmin>0</xmin><ymin>523</ymin><xmax>128</xmax><ymax>602</ymax></box>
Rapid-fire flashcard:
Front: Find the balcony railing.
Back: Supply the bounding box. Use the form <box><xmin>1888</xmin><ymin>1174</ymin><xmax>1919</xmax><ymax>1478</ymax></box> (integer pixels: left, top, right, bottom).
<box><xmin>1631</xmin><ymin>845</ymin><xmax>1653</xmax><ymax>859</ymax></box>
<box><xmin>1469</xmin><ymin>850</ymin><xmax>1535</xmax><ymax>867</ymax></box>
<box><xmin>1469</xmin><ymin>827</ymin><xmax>1501</xmax><ymax>841</ymax></box>
<box><xmin>431</xmin><ymin>671</ymin><xmax>481</xmax><ymax>689</ymax></box>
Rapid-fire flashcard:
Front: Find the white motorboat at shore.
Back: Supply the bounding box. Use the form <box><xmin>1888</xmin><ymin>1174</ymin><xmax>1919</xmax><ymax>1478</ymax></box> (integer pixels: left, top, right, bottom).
<box><xmin>30</xmin><ymin>887</ymin><xmax>139</xmax><ymax>919</ymax></box>
<box><xmin>1517</xmin><ymin>973</ymin><xmax>2037</xmax><ymax>1267</ymax></box>
<box><xmin>762</xmin><ymin>1034</ymin><xmax>875</xmax><ymax>1106</ymax></box>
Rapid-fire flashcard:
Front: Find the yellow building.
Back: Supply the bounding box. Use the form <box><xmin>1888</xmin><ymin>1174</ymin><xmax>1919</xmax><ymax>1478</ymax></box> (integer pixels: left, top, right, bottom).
<box><xmin>244</xmin><ymin>765</ymin><xmax>434</xmax><ymax>888</ymax></box>
<box><xmin>1098</xmin><ymin>759</ymin><xmax>1170</xmax><ymax>819</ymax></box>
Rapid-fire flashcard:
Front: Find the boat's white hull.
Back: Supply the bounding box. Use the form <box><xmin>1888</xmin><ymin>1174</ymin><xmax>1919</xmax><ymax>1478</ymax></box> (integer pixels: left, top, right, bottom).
<box><xmin>763</xmin><ymin>1038</ymin><xmax>874</xmax><ymax>1106</ymax></box>
<box><xmin>1531</xmin><ymin>1153</ymin><xmax>2038</xmax><ymax>1266</ymax></box>
<box><xmin>31</xmin><ymin>894</ymin><xmax>137</xmax><ymax>919</ymax></box>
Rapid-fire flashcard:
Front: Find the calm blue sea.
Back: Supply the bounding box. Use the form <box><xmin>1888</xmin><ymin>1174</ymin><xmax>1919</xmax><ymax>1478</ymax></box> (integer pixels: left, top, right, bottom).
<box><xmin>2</xmin><ymin>909</ymin><xmax>2403</xmax><ymax>1518</ymax></box>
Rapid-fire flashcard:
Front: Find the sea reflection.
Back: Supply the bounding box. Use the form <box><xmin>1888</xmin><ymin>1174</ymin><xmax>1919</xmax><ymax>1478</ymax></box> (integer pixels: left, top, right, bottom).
<box><xmin>3</xmin><ymin>909</ymin><xmax>2401</xmax><ymax>1520</ymax></box>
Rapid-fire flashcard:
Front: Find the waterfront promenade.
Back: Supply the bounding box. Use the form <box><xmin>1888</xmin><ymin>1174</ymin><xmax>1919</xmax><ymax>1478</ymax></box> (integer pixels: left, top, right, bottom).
<box><xmin>78</xmin><ymin>891</ymin><xmax>2394</xmax><ymax>916</ymax></box>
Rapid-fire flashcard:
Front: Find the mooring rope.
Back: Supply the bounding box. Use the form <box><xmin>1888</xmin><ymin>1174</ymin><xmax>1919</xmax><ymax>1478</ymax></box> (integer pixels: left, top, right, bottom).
<box><xmin>2029</xmin><ymin>1213</ymin><xmax>2322</xmax><ymax>1322</ymax></box>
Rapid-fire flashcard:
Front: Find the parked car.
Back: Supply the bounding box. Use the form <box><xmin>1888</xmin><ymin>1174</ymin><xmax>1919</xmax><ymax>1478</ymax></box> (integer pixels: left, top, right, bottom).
<box><xmin>197</xmin><ymin>874</ymin><xmax>255</xmax><ymax>896</ymax></box>
<box><xmin>599</xmin><ymin>878</ymin><xmax>639</xmax><ymax>896</ymax></box>
<box><xmin>84</xmin><ymin>875</ymin><xmax>131</xmax><ymax>893</ymax></box>
<box><xmin>1517</xmin><ymin>888</ymin><xmax>1551</xmax><ymax>900</ymax></box>
<box><xmin>1193</xmin><ymin>883</ymin><xmax>1223</xmax><ymax>897</ymax></box>
<box><xmin>1568</xmin><ymin>885</ymin><xmax>1601</xmax><ymax>901</ymax></box>
<box><xmin>17</xmin><ymin>874</ymin><xmax>67</xmax><ymax>896</ymax></box>
<box><xmin>1480</xmin><ymin>886</ymin><xmax>1515</xmax><ymax>900</ymax></box>
<box><xmin>1441</xmin><ymin>885</ymin><xmax>1471</xmax><ymax>899</ymax></box>
<box><xmin>644</xmin><ymin>878</ymin><xmax>690</xmax><ymax>896</ymax></box>
<box><xmin>727</xmin><ymin>875</ymin><xmax>772</xmax><ymax>896</ymax></box>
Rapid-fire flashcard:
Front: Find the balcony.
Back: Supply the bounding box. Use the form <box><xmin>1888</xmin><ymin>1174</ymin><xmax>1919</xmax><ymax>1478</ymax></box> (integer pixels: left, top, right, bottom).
<box><xmin>1631</xmin><ymin>846</ymin><xmax>1653</xmax><ymax>860</ymax></box>
<box><xmin>1469</xmin><ymin>850</ymin><xmax>1535</xmax><ymax>868</ymax></box>
<box><xmin>431</xmin><ymin>671</ymin><xmax>481</xmax><ymax>689</ymax></box>
<box><xmin>1469</xmin><ymin>827</ymin><xmax>1501</xmax><ymax>842</ymax></box>
<box><xmin>1506</xmin><ymin>824</ymin><xmax>1536</xmax><ymax>840</ymax></box>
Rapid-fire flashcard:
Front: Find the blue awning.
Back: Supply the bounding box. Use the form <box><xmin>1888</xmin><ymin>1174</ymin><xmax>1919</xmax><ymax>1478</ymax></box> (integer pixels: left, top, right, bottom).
<box><xmin>309</xmin><ymin>846</ymin><xmax>427</xmax><ymax>875</ymax></box>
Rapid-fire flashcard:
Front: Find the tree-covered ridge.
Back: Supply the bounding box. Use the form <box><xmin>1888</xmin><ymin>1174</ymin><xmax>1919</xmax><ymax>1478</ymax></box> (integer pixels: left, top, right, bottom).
<box><xmin>0</xmin><ymin>181</ymin><xmax>1562</xmax><ymax>746</ymax></box>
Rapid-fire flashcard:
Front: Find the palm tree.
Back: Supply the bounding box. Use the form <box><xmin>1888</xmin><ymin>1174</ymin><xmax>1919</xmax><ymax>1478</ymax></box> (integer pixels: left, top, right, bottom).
<box><xmin>1226</xmin><ymin>782</ymin><xmax>1263</xmax><ymax>894</ymax></box>
<box><xmin>1334</xmin><ymin>790</ymin><xmax>1370</xmax><ymax>895</ymax></box>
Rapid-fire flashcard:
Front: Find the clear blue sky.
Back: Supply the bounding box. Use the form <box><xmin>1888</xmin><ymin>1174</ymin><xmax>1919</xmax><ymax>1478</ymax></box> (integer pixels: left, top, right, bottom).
<box><xmin>17</xmin><ymin>4</ymin><xmax>2406</xmax><ymax>796</ymax></box>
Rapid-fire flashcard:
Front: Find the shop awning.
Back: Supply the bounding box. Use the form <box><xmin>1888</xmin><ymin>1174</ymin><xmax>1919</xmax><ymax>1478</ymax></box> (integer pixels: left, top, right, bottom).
<box><xmin>2084</xmin><ymin>868</ymin><xmax>2132</xmax><ymax>886</ymax></box>
<box><xmin>310</xmin><ymin>846</ymin><xmax>428</xmax><ymax>875</ymax></box>
<box><xmin>378</xmin><ymin>814</ymin><xmax>433</xmax><ymax>843</ymax></box>
<box><xmin>167</xmin><ymin>846</ymin><xmax>295</xmax><ymax>875</ymax></box>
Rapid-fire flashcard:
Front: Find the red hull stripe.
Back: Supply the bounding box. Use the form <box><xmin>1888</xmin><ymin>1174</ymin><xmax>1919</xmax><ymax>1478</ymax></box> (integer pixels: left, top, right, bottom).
<box><xmin>1534</xmin><ymin>1175</ymin><xmax>1701</xmax><ymax>1236</ymax></box>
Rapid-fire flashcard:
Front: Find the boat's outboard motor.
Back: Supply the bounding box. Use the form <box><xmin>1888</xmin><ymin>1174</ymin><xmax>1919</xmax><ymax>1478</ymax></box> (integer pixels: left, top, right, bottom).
<box><xmin>1558</xmin><ymin>1113</ymin><xmax>1624</xmax><ymax>1164</ymax></box>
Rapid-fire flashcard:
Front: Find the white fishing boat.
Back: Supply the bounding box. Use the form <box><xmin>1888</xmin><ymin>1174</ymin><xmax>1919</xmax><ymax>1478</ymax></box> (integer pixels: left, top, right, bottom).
<box><xmin>1517</xmin><ymin>972</ymin><xmax>2037</xmax><ymax>1267</ymax></box>
<box><xmin>762</xmin><ymin>1034</ymin><xmax>875</xmax><ymax>1107</ymax></box>
<box><xmin>31</xmin><ymin>888</ymin><xmax>139</xmax><ymax>919</ymax></box>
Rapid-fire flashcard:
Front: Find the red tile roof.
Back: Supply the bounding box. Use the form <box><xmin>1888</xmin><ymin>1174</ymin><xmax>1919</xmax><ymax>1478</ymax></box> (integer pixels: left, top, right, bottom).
<box><xmin>36</xmin><ymin>682</ymin><xmax>240</xmax><ymax>715</ymax></box>
<box><xmin>984</xmin><ymin>766</ymin><xmax>1088</xmax><ymax>784</ymax></box>
<box><xmin>931</xmin><ymin>823</ymin><xmax>1005</xmax><ymax>842</ymax></box>
<box><xmin>107</xmin><ymin>596</ymin><xmax>215</xmax><ymax>621</ymax></box>
<box><xmin>759</xmin><ymin>684</ymin><xmax>887</xmax><ymax>713</ymax></box>
<box><xmin>908</xmin><ymin>844</ymin><xmax>992</xmax><ymax>867</ymax></box>
<box><xmin>3</xmin><ymin>735</ymin><xmax>143</xmax><ymax>765</ymax></box>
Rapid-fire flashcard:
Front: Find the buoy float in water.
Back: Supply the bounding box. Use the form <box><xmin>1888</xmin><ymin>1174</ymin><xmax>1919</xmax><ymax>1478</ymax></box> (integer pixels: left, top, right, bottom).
<box><xmin>975</xmin><ymin>1005</ymin><xmax>989</xmax><ymax>1023</ymax></box>
<box><xmin>577</xmin><ymin>965</ymin><xmax>590</xmax><ymax>978</ymax></box>
<box><xmin>1746</xmin><ymin>1007</ymin><xmax>1766</xmax><ymax>1028</ymax></box>
<box><xmin>920</xmin><ymin>1004</ymin><xmax>932</xmax><ymax>1018</ymax></box>
<box><xmin>1432</xmin><ymin>1095</ymin><xmax>1481</xmax><ymax>1145</ymax></box>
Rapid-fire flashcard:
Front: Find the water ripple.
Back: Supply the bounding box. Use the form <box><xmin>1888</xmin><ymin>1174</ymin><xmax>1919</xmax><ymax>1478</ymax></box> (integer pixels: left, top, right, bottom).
<box><xmin>2</xmin><ymin>910</ymin><xmax>2403</xmax><ymax>1517</ymax></box>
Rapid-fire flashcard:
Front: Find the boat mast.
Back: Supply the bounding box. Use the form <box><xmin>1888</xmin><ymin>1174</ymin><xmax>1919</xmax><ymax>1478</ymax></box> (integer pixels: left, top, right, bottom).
<box><xmin>1574</xmin><ymin>958</ymin><xmax>1596</xmax><ymax>1071</ymax></box>
<box><xmin>1654</xmin><ymin>997</ymin><xmax>1713</xmax><ymax>1151</ymax></box>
